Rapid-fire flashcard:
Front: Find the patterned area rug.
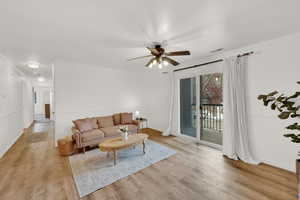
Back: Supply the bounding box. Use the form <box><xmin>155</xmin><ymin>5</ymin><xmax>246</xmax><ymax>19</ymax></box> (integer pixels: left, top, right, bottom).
<box><xmin>69</xmin><ymin>140</ymin><xmax>176</xmax><ymax>197</ymax></box>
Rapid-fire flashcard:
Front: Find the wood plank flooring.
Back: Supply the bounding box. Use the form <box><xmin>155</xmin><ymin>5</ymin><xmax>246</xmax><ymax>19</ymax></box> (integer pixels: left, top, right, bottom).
<box><xmin>0</xmin><ymin>121</ymin><xmax>298</xmax><ymax>200</ymax></box>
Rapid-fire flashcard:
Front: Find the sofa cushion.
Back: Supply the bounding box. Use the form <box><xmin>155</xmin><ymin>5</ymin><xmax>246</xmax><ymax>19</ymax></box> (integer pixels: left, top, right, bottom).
<box><xmin>120</xmin><ymin>112</ymin><xmax>133</xmax><ymax>124</ymax></box>
<box><xmin>97</xmin><ymin>116</ymin><xmax>114</xmax><ymax>128</ymax></box>
<box><xmin>89</xmin><ymin>118</ymin><xmax>98</xmax><ymax>129</ymax></box>
<box><xmin>81</xmin><ymin>129</ymin><xmax>105</xmax><ymax>142</ymax></box>
<box><xmin>113</xmin><ymin>113</ymin><xmax>121</xmax><ymax>125</ymax></box>
<box><xmin>100</xmin><ymin>126</ymin><xmax>121</xmax><ymax>137</ymax></box>
<box><xmin>73</xmin><ymin>118</ymin><xmax>95</xmax><ymax>132</ymax></box>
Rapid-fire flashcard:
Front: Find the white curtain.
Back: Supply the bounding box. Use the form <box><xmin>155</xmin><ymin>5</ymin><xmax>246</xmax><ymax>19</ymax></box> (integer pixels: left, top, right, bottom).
<box><xmin>223</xmin><ymin>56</ymin><xmax>259</xmax><ymax>164</ymax></box>
<box><xmin>162</xmin><ymin>71</ymin><xmax>175</xmax><ymax>136</ymax></box>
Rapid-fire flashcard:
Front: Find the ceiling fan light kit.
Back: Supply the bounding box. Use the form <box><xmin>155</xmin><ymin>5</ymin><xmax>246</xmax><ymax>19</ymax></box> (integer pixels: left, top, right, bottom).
<box><xmin>128</xmin><ymin>42</ymin><xmax>191</xmax><ymax>69</ymax></box>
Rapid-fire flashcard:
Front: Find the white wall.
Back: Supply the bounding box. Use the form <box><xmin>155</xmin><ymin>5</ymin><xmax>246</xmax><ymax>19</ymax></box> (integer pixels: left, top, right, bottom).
<box><xmin>0</xmin><ymin>54</ymin><xmax>34</xmax><ymax>157</ymax></box>
<box><xmin>173</xmin><ymin>32</ymin><xmax>300</xmax><ymax>172</ymax></box>
<box><xmin>22</xmin><ymin>79</ymin><xmax>34</xmax><ymax>128</ymax></box>
<box><xmin>54</xmin><ymin>63</ymin><xmax>170</xmax><ymax>142</ymax></box>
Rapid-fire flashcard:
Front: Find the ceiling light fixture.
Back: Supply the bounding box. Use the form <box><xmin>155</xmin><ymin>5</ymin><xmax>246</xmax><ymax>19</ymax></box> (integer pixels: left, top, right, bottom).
<box><xmin>37</xmin><ymin>76</ymin><xmax>45</xmax><ymax>82</ymax></box>
<box><xmin>127</xmin><ymin>42</ymin><xmax>191</xmax><ymax>68</ymax></box>
<box><xmin>163</xmin><ymin>60</ymin><xmax>168</xmax><ymax>66</ymax></box>
<box><xmin>158</xmin><ymin>63</ymin><xmax>163</xmax><ymax>69</ymax></box>
<box><xmin>27</xmin><ymin>62</ymin><xmax>39</xmax><ymax>69</ymax></box>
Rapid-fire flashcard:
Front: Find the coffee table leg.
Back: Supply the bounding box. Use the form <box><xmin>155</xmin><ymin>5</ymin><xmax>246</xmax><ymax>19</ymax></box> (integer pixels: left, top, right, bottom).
<box><xmin>143</xmin><ymin>140</ymin><xmax>146</xmax><ymax>154</ymax></box>
<box><xmin>113</xmin><ymin>150</ymin><xmax>117</xmax><ymax>166</ymax></box>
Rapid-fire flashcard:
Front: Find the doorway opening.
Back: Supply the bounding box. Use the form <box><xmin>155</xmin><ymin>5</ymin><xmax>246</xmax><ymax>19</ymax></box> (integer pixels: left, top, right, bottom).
<box><xmin>34</xmin><ymin>87</ymin><xmax>52</xmax><ymax>122</ymax></box>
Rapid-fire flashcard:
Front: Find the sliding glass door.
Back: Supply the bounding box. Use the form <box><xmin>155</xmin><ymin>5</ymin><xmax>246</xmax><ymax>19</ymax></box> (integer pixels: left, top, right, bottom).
<box><xmin>179</xmin><ymin>73</ymin><xmax>223</xmax><ymax>147</ymax></box>
<box><xmin>180</xmin><ymin>77</ymin><xmax>197</xmax><ymax>137</ymax></box>
<box><xmin>199</xmin><ymin>73</ymin><xmax>223</xmax><ymax>145</ymax></box>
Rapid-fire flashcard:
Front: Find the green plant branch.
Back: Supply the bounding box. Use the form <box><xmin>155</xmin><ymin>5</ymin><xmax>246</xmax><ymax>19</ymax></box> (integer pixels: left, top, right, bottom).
<box><xmin>257</xmin><ymin>82</ymin><xmax>300</xmax><ymax>143</ymax></box>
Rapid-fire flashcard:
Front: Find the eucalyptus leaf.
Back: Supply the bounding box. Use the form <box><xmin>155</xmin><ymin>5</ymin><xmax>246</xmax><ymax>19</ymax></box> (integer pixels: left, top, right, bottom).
<box><xmin>257</xmin><ymin>95</ymin><xmax>266</xmax><ymax>100</ymax></box>
<box><xmin>276</xmin><ymin>95</ymin><xmax>285</xmax><ymax>102</ymax></box>
<box><xmin>287</xmin><ymin>92</ymin><xmax>300</xmax><ymax>99</ymax></box>
<box><xmin>271</xmin><ymin>103</ymin><xmax>276</xmax><ymax>110</ymax></box>
<box><xmin>286</xmin><ymin>123</ymin><xmax>300</xmax><ymax>130</ymax></box>
<box><xmin>278</xmin><ymin>111</ymin><xmax>291</xmax><ymax>119</ymax></box>
<box><xmin>283</xmin><ymin>134</ymin><xmax>300</xmax><ymax>143</ymax></box>
<box><xmin>267</xmin><ymin>91</ymin><xmax>278</xmax><ymax>96</ymax></box>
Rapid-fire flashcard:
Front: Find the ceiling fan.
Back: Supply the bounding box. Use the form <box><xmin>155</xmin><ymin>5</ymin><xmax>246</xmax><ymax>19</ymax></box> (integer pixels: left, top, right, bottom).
<box><xmin>127</xmin><ymin>43</ymin><xmax>191</xmax><ymax>68</ymax></box>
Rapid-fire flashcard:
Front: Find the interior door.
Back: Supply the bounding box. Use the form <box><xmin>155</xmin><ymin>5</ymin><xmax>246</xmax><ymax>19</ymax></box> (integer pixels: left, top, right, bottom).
<box><xmin>180</xmin><ymin>77</ymin><xmax>197</xmax><ymax>137</ymax></box>
<box><xmin>45</xmin><ymin>104</ymin><xmax>50</xmax><ymax>119</ymax></box>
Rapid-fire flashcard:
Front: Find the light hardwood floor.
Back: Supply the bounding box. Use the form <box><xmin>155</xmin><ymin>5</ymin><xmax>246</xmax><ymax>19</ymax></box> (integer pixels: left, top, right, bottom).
<box><xmin>0</xmin><ymin>121</ymin><xmax>297</xmax><ymax>200</ymax></box>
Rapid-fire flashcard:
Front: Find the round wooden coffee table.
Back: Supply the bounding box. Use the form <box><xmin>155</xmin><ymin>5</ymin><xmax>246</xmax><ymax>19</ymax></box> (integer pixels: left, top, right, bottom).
<box><xmin>99</xmin><ymin>133</ymin><xmax>148</xmax><ymax>165</ymax></box>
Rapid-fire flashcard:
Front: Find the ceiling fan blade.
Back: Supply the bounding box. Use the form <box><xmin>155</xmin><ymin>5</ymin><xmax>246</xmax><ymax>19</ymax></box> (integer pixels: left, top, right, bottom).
<box><xmin>147</xmin><ymin>47</ymin><xmax>160</xmax><ymax>55</ymax></box>
<box><xmin>165</xmin><ymin>51</ymin><xmax>191</xmax><ymax>56</ymax></box>
<box><xmin>162</xmin><ymin>57</ymin><xmax>180</xmax><ymax>66</ymax></box>
<box><xmin>127</xmin><ymin>55</ymin><xmax>153</xmax><ymax>61</ymax></box>
<box><xmin>145</xmin><ymin>57</ymin><xmax>156</xmax><ymax>67</ymax></box>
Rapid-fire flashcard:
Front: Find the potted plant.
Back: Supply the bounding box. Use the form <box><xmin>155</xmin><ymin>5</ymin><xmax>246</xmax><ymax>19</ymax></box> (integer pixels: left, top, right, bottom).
<box><xmin>119</xmin><ymin>125</ymin><xmax>129</xmax><ymax>141</ymax></box>
<box><xmin>257</xmin><ymin>81</ymin><xmax>300</xmax><ymax>197</ymax></box>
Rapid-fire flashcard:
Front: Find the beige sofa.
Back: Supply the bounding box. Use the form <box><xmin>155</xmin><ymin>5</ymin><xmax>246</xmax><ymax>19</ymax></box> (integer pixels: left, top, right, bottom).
<box><xmin>72</xmin><ymin>112</ymin><xmax>139</xmax><ymax>153</ymax></box>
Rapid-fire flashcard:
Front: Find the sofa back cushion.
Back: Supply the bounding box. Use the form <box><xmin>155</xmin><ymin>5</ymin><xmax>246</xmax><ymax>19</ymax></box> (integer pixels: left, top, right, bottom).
<box><xmin>113</xmin><ymin>113</ymin><xmax>121</xmax><ymax>125</ymax></box>
<box><xmin>90</xmin><ymin>118</ymin><xmax>98</xmax><ymax>129</ymax></box>
<box><xmin>120</xmin><ymin>112</ymin><xmax>133</xmax><ymax>124</ymax></box>
<box><xmin>97</xmin><ymin>116</ymin><xmax>114</xmax><ymax>128</ymax></box>
<box><xmin>73</xmin><ymin>118</ymin><xmax>96</xmax><ymax>132</ymax></box>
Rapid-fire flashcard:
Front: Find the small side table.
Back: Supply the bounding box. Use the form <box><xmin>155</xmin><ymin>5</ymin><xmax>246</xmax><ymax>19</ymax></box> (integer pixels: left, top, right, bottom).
<box><xmin>136</xmin><ymin>118</ymin><xmax>148</xmax><ymax>129</ymax></box>
<box><xmin>58</xmin><ymin>136</ymin><xmax>75</xmax><ymax>156</ymax></box>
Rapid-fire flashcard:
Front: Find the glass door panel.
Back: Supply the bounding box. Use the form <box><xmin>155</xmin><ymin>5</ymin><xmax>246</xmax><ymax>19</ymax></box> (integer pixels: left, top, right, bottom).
<box><xmin>180</xmin><ymin>77</ymin><xmax>197</xmax><ymax>137</ymax></box>
<box><xmin>199</xmin><ymin>73</ymin><xmax>223</xmax><ymax>145</ymax></box>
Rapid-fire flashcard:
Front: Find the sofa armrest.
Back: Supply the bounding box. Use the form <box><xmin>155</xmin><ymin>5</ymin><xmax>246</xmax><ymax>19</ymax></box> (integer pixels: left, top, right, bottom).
<box><xmin>132</xmin><ymin>120</ymin><xmax>140</xmax><ymax>126</ymax></box>
<box><xmin>72</xmin><ymin>127</ymin><xmax>81</xmax><ymax>134</ymax></box>
<box><xmin>71</xmin><ymin>127</ymin><xmax>83</xmax><ymax>148</ymax></box>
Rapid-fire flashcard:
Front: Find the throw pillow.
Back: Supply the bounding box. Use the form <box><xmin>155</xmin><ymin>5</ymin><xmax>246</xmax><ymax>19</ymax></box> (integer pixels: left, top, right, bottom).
<box><xmin>89</xmin><ymin>118</ymin><xmax>98</xmax><ymax>129</ymax></box>
<box><xmin>97</xmin><ymin>116</ymin><xmax>114</xmax><ymax>128</ymax></box>
<box><xmin>113</xmin><ymin>113</ymin><xmax>121</xmax><ymax>125</ymax></box>
<box><xmin>121</xmin><ymin>112</ymin><xmax>133</xmax><ymax>124</ymax></box>
<box><xmin>73</xmin><ymin>118</ymin><xmax>94</xmax><ymax>132</ymax></box>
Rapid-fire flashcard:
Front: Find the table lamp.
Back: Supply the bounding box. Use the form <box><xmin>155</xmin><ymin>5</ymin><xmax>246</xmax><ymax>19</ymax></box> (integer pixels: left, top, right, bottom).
<box><xmin>135</xmin><ymin>111</ymin><xmax>140</xmax><ymax>120</ymax></box>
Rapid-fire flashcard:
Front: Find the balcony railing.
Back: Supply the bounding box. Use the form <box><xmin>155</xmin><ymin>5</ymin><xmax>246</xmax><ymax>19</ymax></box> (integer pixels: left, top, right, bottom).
<box><xmin>200</xmin><ymin>104</ymin><xmax>223</xmax><ymax>132</ymax></box>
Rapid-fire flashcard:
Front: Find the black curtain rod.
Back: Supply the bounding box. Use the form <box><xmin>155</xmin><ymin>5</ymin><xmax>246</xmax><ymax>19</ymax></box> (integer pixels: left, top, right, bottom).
<box><xmin>173</xmin><ymin>51</ymin><xmax>254</xmax><ymax>72</ymax></box>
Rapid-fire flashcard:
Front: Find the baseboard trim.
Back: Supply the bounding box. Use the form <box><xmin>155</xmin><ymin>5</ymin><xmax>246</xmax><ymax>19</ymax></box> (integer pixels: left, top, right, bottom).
<box><xmin>23</xmin><ymin>121</ymin><xmax>34</xmax><ymax>133</ymax></box>
<box><xmin>0</xmin><ymin>121</ymin><xmax>34</xmax><ymax>159</ymax></box>
<box><xmin>261</xmin><ymin>162</ymin><xmax>296</xmax><ymax>174</ymax></box>
<box><xmin>0</xmin><ymin>130</ymin><xmax>23</xmax><ymax>159</ymax></box>
<box><xmin>139</xmin><ymin>127</ymin><xmax>162</xmax><ymax>133</ymax></box>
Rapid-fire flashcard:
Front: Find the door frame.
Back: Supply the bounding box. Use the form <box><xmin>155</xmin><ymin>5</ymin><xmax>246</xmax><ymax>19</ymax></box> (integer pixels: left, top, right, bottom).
<box><xmin>176</xmin><ymin>63</ymin><xmax>223</xmax><ymax>150</ymax></box>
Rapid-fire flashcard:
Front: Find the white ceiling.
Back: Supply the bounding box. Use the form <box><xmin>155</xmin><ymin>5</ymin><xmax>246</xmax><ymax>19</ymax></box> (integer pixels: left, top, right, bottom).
<box><xmin>1</xmin><ymin>0</ymin><xmax>300</xmax><ymax>70</ymax></box>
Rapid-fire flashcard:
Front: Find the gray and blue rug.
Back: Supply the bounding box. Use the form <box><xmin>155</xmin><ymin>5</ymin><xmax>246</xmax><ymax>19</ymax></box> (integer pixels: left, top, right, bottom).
<box><xmin>69</xmin><ymin>140</ymin><xmax>176</xmax><ymax>197</ymax></box>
